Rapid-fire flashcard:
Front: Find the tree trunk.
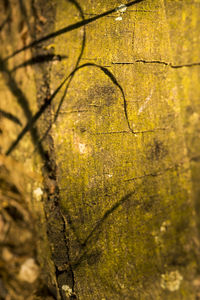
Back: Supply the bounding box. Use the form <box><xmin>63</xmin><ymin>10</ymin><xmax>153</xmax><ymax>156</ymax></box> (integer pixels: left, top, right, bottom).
<box><xmin>1</xmin><ymin>0</ymin><xmax>200</xmax><ymax>299</ymax></box>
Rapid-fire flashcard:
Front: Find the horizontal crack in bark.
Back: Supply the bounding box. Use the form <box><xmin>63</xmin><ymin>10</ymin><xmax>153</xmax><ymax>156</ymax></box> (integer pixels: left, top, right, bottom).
<box><xmin>124</xmin><ymin>163</ymin><xmax>186</xmax><ymax>182</ymax></box>
<box><xmin>112</xmin><ymin>60</ymin><xmax>200</xmax><ymax>68</ymax></box>
<box><xmin>90</xmin><ymin>128</ymin><xmax>167</xmax><ymax>135</ymax></box>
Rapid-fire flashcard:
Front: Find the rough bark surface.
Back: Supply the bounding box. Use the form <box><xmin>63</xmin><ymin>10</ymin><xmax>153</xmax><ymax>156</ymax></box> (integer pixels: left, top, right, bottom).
<box><xmin>1</xmin><ymin>0</ymin><xmax>200</xmax><ymax>299</ymax></box>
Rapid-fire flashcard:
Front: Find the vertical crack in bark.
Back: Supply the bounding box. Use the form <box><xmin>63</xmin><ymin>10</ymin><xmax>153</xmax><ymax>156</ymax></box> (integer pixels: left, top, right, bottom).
<box><xmin>36</xmin><ymin>61</ymin><xmax>76</xmax><ymax>300</ymax></box>
<box><xmin>31</xmin><ymin>1</ymin><xmax>76</xmax><ymax>298</ymax></box>
<box><xmin>43</xmin><ymin>152</ymin><xmax>76</xmax><ymax>299</ymax></box>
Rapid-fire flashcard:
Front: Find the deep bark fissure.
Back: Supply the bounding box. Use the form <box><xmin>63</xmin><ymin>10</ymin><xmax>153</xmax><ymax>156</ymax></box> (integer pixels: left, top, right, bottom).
<box><xmin>31</xmin><ymin>2</ymin><xmax>76</xmax><ymax>298</ymax></box>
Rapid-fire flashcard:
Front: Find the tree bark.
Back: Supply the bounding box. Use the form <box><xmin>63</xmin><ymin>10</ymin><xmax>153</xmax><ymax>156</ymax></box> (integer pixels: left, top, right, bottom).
<box><xmin>1</xmin><ymin>0</ymin><xmax>200</xmax><ymax>299</ymax></box>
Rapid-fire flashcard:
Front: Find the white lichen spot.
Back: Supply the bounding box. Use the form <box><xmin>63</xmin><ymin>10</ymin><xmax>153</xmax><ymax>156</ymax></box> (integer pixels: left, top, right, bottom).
<box><xmin>115</xmin><ymin>16</ymin><xmax>123</xmax><ymax>21</ymax></box>
<box><xmin>78</xmin><ymin>143</ymin><xmax>87</xmax><ymax>154</ymax></box>
<box><xmin>160</xmin><ymin>220</ymin><xmax>171</xmax><ymax>232</ymax></box>
<box><xmin>116</xmin><ymin>4</ymin><xmax>127</xmax><ymax>13</ymax></box>
<box><xmin>33</xmin><ymin>187</ymin><xmax>43</xmax><ymax>201</ymax></box>
<box><xmin>18</xmin><ymin>258</ymin><xmax>39</xmax><ymax>283</ymax></box>
<box><xmin>62</xmin><ymin>285</ymin><xmax>72</xmax><ymax>297</ymax></box>
<box><xmin>115</xmin><ymin>4</ymin><xmax>127</xmax><ymax>21</ymax></box>
<box><xmin>161</xmin><ymin>270</ymin><xmax>183</xmax><ymax>291</ymax></box>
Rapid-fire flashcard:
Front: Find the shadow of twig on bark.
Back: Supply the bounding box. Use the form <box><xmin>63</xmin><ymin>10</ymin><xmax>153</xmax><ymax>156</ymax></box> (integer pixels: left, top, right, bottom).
<box><xmin>6</xmin><ymin>60</ymin><xmax>136</xmax><ymax>156</ymax></box>
<box><xmin>61</xmin><ymin>191</ymin><xmax>135</xmax><ymax>270</ymax></box>
<box><xmin>1</xmin><ymin>1</ymin><xmax>145</xmax><ymax>299</ymax></box>
<box><xmin>4</xmin><ymin>73</ymin><xmax>69</xmax><ymax>156</ymax></box>
<box><xmin>32</xmin><ymin>0</ymin><xmax>87</xmax><ymax>152</ymax></box>
<box><xmin>0</xmin><ymin>56</ymin><xmax>47</xmax><ymax>160</ymax></box>
<box><xmin>4</xmin><ymin>0</ymin><xmax>87</xmax><ymax>157</ymax></box>
<box><xmin>11</xmin><ymin>54</ymin><xmax>68</xmax><ymax>72</ymax></box>
<box><xmin>4</xmin><ymin>0</ymin><xmax>145</xmax><ymax>156</ymax></box>
<box><xmin>4</xmin><ymin>0</ymin><xmax>144</xmax><ymax>61</ymax></box>
<box><xmin>81</xmin><ymin>192</ymin><xmax>135</xmax><ymax>248</ymax></box>
<box><xmin>0</xmin><ymin>109</ymin><xmax>22</xmax><ymax>126</ymax></box>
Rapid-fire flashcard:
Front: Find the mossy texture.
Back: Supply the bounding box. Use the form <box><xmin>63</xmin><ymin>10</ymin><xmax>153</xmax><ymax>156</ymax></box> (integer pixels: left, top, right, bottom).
<box><xmin>1</xmin><ymin>0</ymin><xmax>200</xmax><ymax>299</ymax></box>
<box><xmin>49</xmin><ymin>0</ymin><xmax>200</xmax><ymax>299</ymax></box>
